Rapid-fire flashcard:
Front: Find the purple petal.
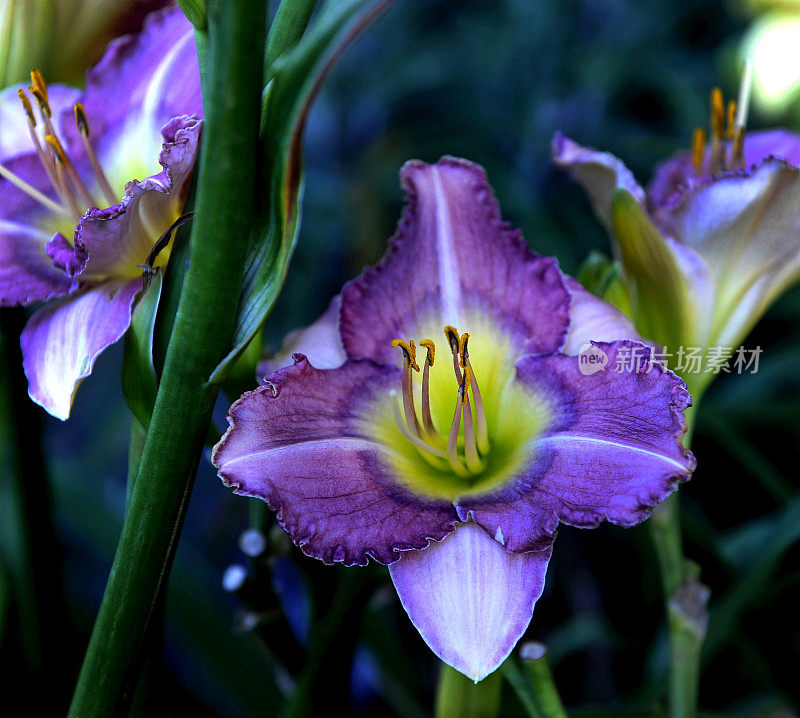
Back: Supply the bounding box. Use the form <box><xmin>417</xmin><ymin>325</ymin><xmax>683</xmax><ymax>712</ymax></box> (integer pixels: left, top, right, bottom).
<box><xmin>551</xmin><ymin>132</ymin><xmax>646</xmax><ymax>233</ymax></box>
<box><xmin>258</xmin><ymin>296</ymin><xmax>346</xmax><ymax>379</ymax></box>
<box><xmin>562</xmin><ymin>276</ymin><xmax>642</xmax><ymax>354</ymax></box>
<box><xmin>74</xmin><ymin>116</ymin><xmax>201</xmax><ymax>281</ymax></box>
<box><xmin>647</xmin><ymin>151</ymin><xmax>697</xmax><ymax>211</ymax></box>
<box><xmin>742</xmin><ymin>128</ymin><xmax>800</xmax><ymax>168</ymax></box>
<box><xmin>457</xmin><ymin>342</ymin><xmax>695</xmax><ymax>553</ymax></box>
<box><xmin>60</xmin><ymin>6</ymin><xmax>201</xmax><ymax>154</ymax></box>
<box><xmin>0</xmin><ymin>153</ymin><xmax>73</xmax><ymax>306</ymax></box>
<box><xmin>21</xmin><ymin>278</ymin><xmax>141</xmax><ymax>420</ymax></box>
<box><xmin>0</xmin><ymin>84</ymin><xmax>80</xmax><ymax>162</ymax></box>
<box><xmin>340</xmin><ymin>157</ymin><xmax>571</xmax><ymax>365</ymax></box>
<box><xmin>390</xmin><ymin>523</ymin><xmax>551</xmax><ymax>682</ymax></box>
<box><xmin>212</xmin><ymin>356</ymin><xmax>459</xmax><ymax>566</ymax></box>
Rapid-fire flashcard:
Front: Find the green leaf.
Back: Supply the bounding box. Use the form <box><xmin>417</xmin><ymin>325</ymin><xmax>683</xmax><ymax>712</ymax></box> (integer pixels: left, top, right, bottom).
<box><xmin>209</xmin><ymin>0</ymin><xmax>393</xmax><ymax>384</ymax></box>
<box><xmin>611</xmin><ymin>189</ymin><xmax>695</xmax><ymax>350</ymax></box>
<box><xmin>121</xmin><ymin>273</ymin><xmax>162</xmax><ymax>431</ymax></box>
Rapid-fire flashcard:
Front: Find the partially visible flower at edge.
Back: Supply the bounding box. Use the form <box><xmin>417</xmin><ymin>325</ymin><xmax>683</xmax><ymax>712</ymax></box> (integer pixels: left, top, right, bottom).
<box><xmin>0</xmin><ymin>5</ymin><xmax>201</xmax><ymax>419</ymax></box>
<box><xmin>213</xmin><ymin>158</ymin><xmax>696</xmax><ymax>682</ymax></box>
<box><xmin>0</xmin><ymin>0</ymin><xmax>169</xmax><ymax>87</ymax></box>
<box><xmin>553</xmin><ymin>74</ymin><xmax>800</xmax><ymax>399</ymax></box>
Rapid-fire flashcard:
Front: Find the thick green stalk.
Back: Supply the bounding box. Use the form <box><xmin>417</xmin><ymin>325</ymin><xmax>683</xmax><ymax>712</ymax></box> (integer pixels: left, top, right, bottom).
<box><xmin>647</xmin><ymin>408</ymin><xmax>707</xmax><ymax>718</ymax></box>
<box><xmin>67</xmin><ymin>1</ymin><xmax>267</xmax><ymax>715</ymax></box>
<box><xmin>435</xmin><ymin>664</ymin><xmax>503</xmax><ymax>718</ymax></box>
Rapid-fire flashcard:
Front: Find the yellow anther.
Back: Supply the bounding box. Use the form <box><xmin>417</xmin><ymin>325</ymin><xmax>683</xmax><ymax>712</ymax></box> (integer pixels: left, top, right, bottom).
<box><xmin>710</xmin><ymin>87</ymin><xmax>725</xmax><ymax>139</ymax></box>
<box><xmin>30</xmin><ymin>69</ymin><xmax>48</xmax><ymax>103</ymax></box>
<box><xmin>45</xmin><ymin>134</ymin><xmax>67</xmax><ymax>165</ymax></box>
<box><xmin>391</xmin><ymin>339</ymin><xmax>420</xmax><ymax>372</ymax></box>
<box><xmin>74</xmin><ymin>103</ymin><xmax>89</xmax><ymax>136</ymax></box>
<box><xmin>692</xmin><ymin>127</ymin><xmax>706</xmax><ymax>172</ymax></box>
<box><xmin>725</xmin><ymin>100</ymin><xmax>737</xmax><ymax>139</ymax></box>
<box><xmin>458</xmin><ymin>332</ymin><xmax>470</xmax><ymax>369</ymax></box>
<box><xmin>17</xmin><ymin>89</ymin><xmax>35</xmax><ymax>126</ymax></box>
<box><xmin>419</xmin><ymin>339</ymin><xmax>436</xmax><ymax>366</ymax></box>
<box><xmin>459</xmin><ymin>365</ymin><xmax>471</xmax><ymax>405</ymax></box>
<box><xmin>444</xmin><ymin>325</ymin><xmax>460</xmax><ymax>353</ymax></box>
<box><xmin>29</xmin><ymin>85</ymin><xmax>51</xmax><ymax>118</ymax></box>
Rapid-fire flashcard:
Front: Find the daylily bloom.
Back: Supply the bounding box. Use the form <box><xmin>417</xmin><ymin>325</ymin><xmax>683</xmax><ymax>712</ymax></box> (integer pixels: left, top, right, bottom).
<box><xmin>553</xmin><ymin>74</ymin><xmax>800</xmax><ymax>398</ymax></box>
<box><xmin>213</xmin><ymin>158</ymin><xmax>696</xmax><ymax>682</ymax></box>
<box><xmin>0</xmin><ymin>6</ymin><xmax>201</xmax><ymax>419</ymax></box>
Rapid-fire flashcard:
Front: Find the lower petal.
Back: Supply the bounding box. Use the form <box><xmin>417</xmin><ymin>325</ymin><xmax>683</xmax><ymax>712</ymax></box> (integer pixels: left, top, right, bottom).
<box><xmin>389</xmin><ymin>522</ymin><xmax>551</xmax><ymax>683</ymax></box>
<box><xmin>21</xmin><ymin>278</ymin><xmax>141</xmax><ymax>420</ymax></box>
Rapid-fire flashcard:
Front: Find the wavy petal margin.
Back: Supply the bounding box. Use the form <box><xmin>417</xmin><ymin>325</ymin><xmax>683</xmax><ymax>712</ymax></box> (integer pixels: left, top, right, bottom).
<box><xmin>340</xmin><ymin>157</ymin><xmax>571</xmax><ymax>365</ymax></box>
<box><xmin>212</xmin><ymin>356</ymin><xmax>459</xmax><ymax>566</ymax></box>
<box><xmin>73</xmin><ymin>115</ymin><xmax>201</xmax><ymax>281</ymax></box>
<box><xmin>458</xmin><ymin>342</ymin><xmax>695</xmax><ymax>552</ymax></box>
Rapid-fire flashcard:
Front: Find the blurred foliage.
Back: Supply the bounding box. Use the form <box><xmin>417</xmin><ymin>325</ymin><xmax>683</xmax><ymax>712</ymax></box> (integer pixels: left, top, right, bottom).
<box><xmin>1</xmin><ymin>0</ymin><xmax>799</xmax><ymax>715</ymax></box>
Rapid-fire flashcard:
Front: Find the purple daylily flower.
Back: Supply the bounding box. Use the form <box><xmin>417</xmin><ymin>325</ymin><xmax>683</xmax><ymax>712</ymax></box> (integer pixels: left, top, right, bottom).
<box><xmin>553</xmin><ymin>85</ymin><xmax>800</xmax><ymax>397</ymax></box>
<box><xmin>0</xmin><ymin>5</ymin><xmax>201</xmax><ymax>419</ymax></box>
<box><xmin>213</xmin><ymin>158</ymin><xmax>695</xmax><ymax>682</ymax></box>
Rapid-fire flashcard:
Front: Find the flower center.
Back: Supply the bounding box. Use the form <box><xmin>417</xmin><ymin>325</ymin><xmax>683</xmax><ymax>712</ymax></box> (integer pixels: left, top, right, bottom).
<box><xmin>691</xmin><ymin>61</ymin><xmax>753</xmax><ymax>174</ymax></box>
<box><xmin>367</xmin><ymin>316</ymin><xmax>551</xmax><ymax>501</ymax></box>
<box><xmin>391</xmin><ymin>326</ymin><xmax>491</xmax><ymax>478</ymax></box>
<box><xmin>0</xmin><ymin>70</ymin><xmax>119</xmax><ymax>229</ymax></box>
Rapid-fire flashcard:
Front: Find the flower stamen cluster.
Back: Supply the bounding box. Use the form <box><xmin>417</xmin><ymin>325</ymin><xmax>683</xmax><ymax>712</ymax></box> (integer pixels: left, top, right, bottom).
<box><xmin>0</xmin><ymin>70</ymin><xmax>116</xmax><ymax>223</ymax></box>
<box><xmin>392</xmin><ymin>325</ymin><xmax>490</xmax><ymax>479</ymax></box>
<box><xmin>692</xmin><ymin>61</ymin><xmax>753</xmax><ymax>174</ymax></box>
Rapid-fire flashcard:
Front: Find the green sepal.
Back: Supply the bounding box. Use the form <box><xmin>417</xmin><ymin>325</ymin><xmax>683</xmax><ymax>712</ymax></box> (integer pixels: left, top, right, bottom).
<box><xmin>208</xmin><ymin>0</ymin><xmax>393</xmax><ymax>385</ymax></box>
<box><xmin>175</xmin><ymin>0</ymin><xmax>207</xmax><ymax>30</ymax></box>
<box><xmin>611</xmin><ymin>188</ymin><xmax>694</xmax><ymax>350</ymax></box>
<box><xmin>121</xmin><ymin>273</ymin><xmax>162</xmax><ymax>431</ymax></box>
<box><xmin>576</xmin><ymin>250</ymin><xmax>632</xmax><ymax>317</ymax></box>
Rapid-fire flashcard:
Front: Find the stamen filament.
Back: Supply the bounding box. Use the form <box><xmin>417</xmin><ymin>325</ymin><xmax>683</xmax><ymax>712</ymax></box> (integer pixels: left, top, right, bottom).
<box><xmin>418</xmin><ymin>339</ymin><xmax>438</xmax><ymax>438</ymax></box>
<box><xmin>75</xmin><ymin>103</ymin><xmax>117</xmax><ymax>206</ymax></box>
<box><xmin>457</xmin><ymin>332</ymin><xmax>489</xmax><ymax>454</ymax></box>
<box><xmin>446</xmin><ymin>391</ymin><xmax>469</xmax><ymax>477</ymax></box>
<box><xmin>50</xmin><ymin>154</ymin><xmax>84</xmax><ymax>220</ymax></box>
<box><xmin>0</xmin><ymin>162</ymin><xmax>73</xmax><ymax>218</ymax></box>
<box><xmin>460</xmin><ymin>369</ymin><xmax>483</xmax><ymax>474</ymax></box>
<box><xmin>391</xmin><ymin>399</ymin><xmax>447</xmax><ymax>461</ymax></box>
<box><xmin>46</xmin><ymin>134</ymin><xmax>96</xmax><ymax>209</ymax></box>
<box><xmin>391</xmin><ymin>339</ymin><xmax>423</xmax><ymax>438</ymax></box>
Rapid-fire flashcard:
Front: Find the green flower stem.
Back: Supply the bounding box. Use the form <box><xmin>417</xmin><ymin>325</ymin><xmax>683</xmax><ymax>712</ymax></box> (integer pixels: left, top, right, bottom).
<box><xmin>67</xmin><ymin>1</ymin><xmax>267</xmax><ymax>715</ymax></box>
<box><xmin>500</xmin><ymin>658</ymin><xmax>543</xmax><ymax>718</ymax></box>
<box><xmin>519</xmin><ymin>644</ymin><xmax>568</xmax><ymax>718</ymax></box>
<box><xmin>435</xmin><ymin>664</ymin><xmax>503</xmax><ymax>718</ymax></box>
<box><xmin>647</xmin><ymin>408</ymin><xmax>707</xmax><ymax>718</ymax></box>
<box><xmin>0</xmin><ymin>308</ymin><xmax>68</xmax><ymax>714</ymax></box>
